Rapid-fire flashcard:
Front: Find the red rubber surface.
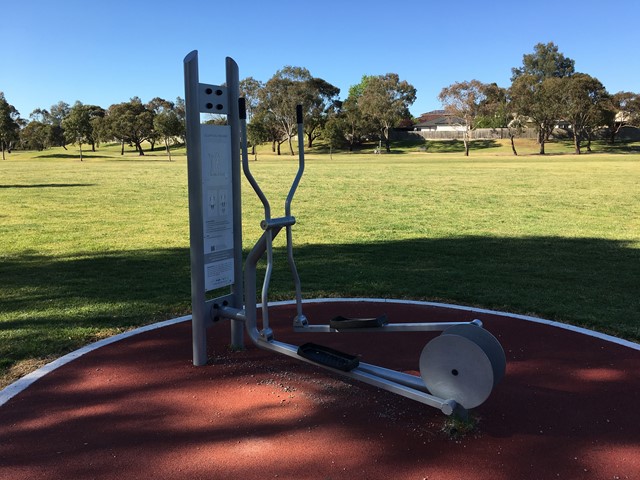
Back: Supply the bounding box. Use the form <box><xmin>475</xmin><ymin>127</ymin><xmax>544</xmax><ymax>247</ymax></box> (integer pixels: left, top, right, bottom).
<box><xmin>1</xmin><ymin>301</ymin><xmax>639</xmax><ymax>479</ymax></box>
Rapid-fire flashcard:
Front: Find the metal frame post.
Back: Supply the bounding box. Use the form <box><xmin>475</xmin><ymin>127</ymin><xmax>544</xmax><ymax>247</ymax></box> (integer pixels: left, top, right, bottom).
<box><xmin>184</xmin><ymin>51</ymin><xmax>243</xmax><ymax>365</ymax></box>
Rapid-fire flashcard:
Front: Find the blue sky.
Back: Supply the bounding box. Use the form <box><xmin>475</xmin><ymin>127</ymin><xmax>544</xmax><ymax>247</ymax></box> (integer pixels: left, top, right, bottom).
<box><xmin>2</xmin><ymin>0</ymin><xmax>638</xmax><ymax>119</ymax></box>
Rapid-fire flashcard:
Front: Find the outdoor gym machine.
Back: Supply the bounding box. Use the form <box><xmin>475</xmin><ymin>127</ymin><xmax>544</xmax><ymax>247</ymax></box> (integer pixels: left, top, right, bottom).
<box><xmin>184</xmin><ymin>52</ymin><xmax>506</xmax><ymax>416</ymax></box>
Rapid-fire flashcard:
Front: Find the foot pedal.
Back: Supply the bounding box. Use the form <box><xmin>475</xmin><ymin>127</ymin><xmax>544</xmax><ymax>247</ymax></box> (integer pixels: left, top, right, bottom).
<box><xmin>329</xmin><ymin>315</ymin><xmax>388</xmax><ymax>330</ymax></box>
<box><xmin>297</xmin><ymin>343</ymin><xmax>360</xmax><ymax>372</ymax></box>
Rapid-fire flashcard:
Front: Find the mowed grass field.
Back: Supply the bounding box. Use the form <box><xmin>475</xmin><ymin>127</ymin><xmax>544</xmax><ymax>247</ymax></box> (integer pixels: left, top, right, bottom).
<box><xmin>1</xmin><ymin>139</ymin><xmax>639</xmax><ymax>388</ymax></box>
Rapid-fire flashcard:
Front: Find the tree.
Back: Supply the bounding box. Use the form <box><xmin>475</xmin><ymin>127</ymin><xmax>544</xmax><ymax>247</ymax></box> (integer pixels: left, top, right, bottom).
<box><xmin>259</xmin><ymin>66</ymin><xmax>311</xmax><ymax>155</ymax></box>
<box><xmin>561</xmin><ymin>73</ymin><xmax>610</xmax><ymax>154</ymax></box>
<box><xmin>106</xmin><ymin>98</ymin><xmax>154</xmax><ymax>155</ymax></box>
<box><xmin>511</xmin><ymin>42</ymin><xmax>575</xmax><ymax>82</ymax></box>
<box><xmin>0</xmin><ymin>92</ymin><xmax>22</xmax><ymax>159</ymax></box>
<box><xmin>20</xmin><ymin>121</ymin><xmax>50</xmax><ymax>150</ymax></box>
<box><xmin>239</xmin><ymin>77</ymin><xmax>264</xmax><ymax>123</ymax></box>
<box><xmin>303</xmin><ymin>77</ymin><xmax>340</xmax><ymax>148</ymax></box>
<box><xmin>510</xmin><ymin>42</ymin><xmax>576</xmax><ymax>155</ymax></box>
<box><xmin>356</xmin><ymin>73</ymin><xmax>416</xmax><ymax>152</ymax></box>
<box><xmin>510</xmin><ymin>75</ymin><xmax>564</xmax><ymax>154</ymax></box>
<box><xmin>340</xmin><ymin>96</ymin><xmax>371</xmax><ymax>151</ymax></box>
<box><xmin>153</xmin><ymin>109</ymin><xmax>184</xmax><ymax>161</ymax></box>
<box><xmin>174</xmin><ymin>97</ymin><xmax>186</xmax><ymax>144</ymax></box>
<box><xmin>606</xmin><ymin>91</ymin><xmax>640</xmax><ymax>143</ymax></box>
<box><xmin>61</xmin><ymin>101</ymin><xmax>95</xmax><ymax>161</ymax></box>
<box><xmin>258</xmin><ymin>66</ymin><xmax>339</xmax><ymax>154</ymax></box>
<box><xmin>476</xmin><ymin>83</ymin><xmax>524</xmax><ymax>155</ymax></box>
<box><xmin>239</xmin><ymin>77</ymin><xmax>264</xmax><ymax>155</ymax></box>
<box><xmin>146</xmin><ymin>97</ymin><xmax>174</xmax><ymax>151</ymax></box>
<box><xmin>48</xmin><ymin>101</ymin><xmax>71</xmax><ymax>149</ymax></box>
<box><xmin>438</xmin><ymin>80</ymin><xmax>488</xmax><ymax>156</ymax></box>
<box><xmin>322</xmin><ymin>114</ymin><xmax>347</xmax><ymax>159</ymax></box>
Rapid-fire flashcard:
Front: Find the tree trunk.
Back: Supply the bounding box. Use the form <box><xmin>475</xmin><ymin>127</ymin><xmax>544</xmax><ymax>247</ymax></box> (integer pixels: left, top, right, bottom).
<box><xmin>91</xmin><ymin>141</ymin><xmax>96</xmax><ymax>152</ymax></box>
<box><xmin>509</xmin><ymin>133</ymin><xmax>518</xmax><ymax>156</ymax></box>
<box><xmin>136</xmin><ymin>141</ymin><xmax>145</xmax><ymax>156</ymax></box>
<box><xmin>121</xmin><ymin>139</ymin><xmax>125</xmax><ymax>155</ymax></box>
<box><xmin>150</xmin><ymin>139</ymin><xmax>155</xmax><ymax>151</ymax></box>
<box><xmin>288</xmin><ymin>134</ymin><xmax>294</xmax><ymax>155</ymax></box>
<box><xmin>463</xmin><ymin>130</ymin><xmax>470</xmax><ymax>156</ymax></box>
<box><xmin>383</xmin><ymin>127</ymin><xmax>391</xmax><ymax>153</ymax></box>
<box><xmin>1</xmin><ymin>142</ymin><xmax>5</xmax><ymax>160</ymax></box>
<box><xmin>165</xmin><ymin>138</ymin><xmax>172</xmax><ymax>161</ymax></box>
<box><xmin>277</xmin><ymin>142</ymin><xmax>281</xmax><ymax>155</ymax></box>
<box><xmin>79</xmin><ymin>142</ymin><xmax>83</xmax><ymax>162</ymax></box>
<box><xmin>307</xmin><ymin>132</ymin><xmax>313</xmax><ymax>148</ymax></box>
<box><xmin>573</xmin><ymin>132</ymin><xmax>581</xmax><ymax>154</ymax></box>
<box><xmin>538</xmin><ymin>129</ymin><xmax>546</xmax><ymax>155</ymax></box>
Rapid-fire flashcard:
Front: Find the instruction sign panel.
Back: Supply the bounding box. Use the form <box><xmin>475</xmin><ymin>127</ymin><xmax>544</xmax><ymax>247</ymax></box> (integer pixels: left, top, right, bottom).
<box><xmin>201</xmin><ymin>124</ymin><xmax>234</xmax><ymax>291</ymax></box>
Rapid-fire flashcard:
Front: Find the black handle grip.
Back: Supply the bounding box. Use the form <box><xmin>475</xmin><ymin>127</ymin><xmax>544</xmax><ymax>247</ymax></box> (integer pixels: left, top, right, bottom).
<box><xmin>239</xmin><ymin>98</ymin><xmax>247</xmax><ymax>120</ymax></box>
<box><xmin>296</xmin><ymin>104</ymin><xmax>303</xmax><ymax>124</ymax></box>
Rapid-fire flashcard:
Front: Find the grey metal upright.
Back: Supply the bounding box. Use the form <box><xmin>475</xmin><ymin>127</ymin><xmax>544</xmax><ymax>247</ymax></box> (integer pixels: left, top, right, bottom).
<box><xmin>184</xmin><ymin>51</ymin><xmax>243</xmax><ymax>366</ymax></box>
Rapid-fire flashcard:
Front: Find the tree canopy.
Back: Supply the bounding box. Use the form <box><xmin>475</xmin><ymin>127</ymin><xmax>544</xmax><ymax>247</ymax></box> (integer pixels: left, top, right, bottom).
<box><xmin>0</xmin><ymin>92</ymin><xmax>22</xmax><ymax>159</ymax></box>
<box><xmin>511</xmin><ymin>42</ymin><xmax>576</xmax><ymax>82</ymax></box>
<box><xmin>355</xmin><ymin>73</ymin><xmax>416</xmax><ymax>152</ymax></box>
<box><xmin>4</xmin><ymin>40</ymin><xmax>639</xmax><ymax>158</ymax></box>
<box><xmin>438</xmin><ymin>80</ymin><xmax>487</xmax><ymax>156</ymax></box>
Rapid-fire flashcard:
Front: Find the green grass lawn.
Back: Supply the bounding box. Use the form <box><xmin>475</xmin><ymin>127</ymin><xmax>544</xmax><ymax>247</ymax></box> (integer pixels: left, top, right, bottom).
<box><xmin>1</xmin><ymin>140</ymin><xmax>639</xmax><ymax>387</ymax></box>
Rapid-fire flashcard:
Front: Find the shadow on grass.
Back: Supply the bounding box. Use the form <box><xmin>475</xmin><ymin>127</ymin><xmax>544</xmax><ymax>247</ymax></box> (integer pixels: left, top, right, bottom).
<box><xmin>425</xmin><ymin>139</ymin><xmax>500</xmax><ymax>153</ymax></box>
<box><xmin>1</xmin><ymin>236</ymin><xmax>638</xmax><ymax>370</ymax></box>
<box><xmin>0</xmin><ymin>184</ymin><xmax>96</xmax><ymax>189</ymax></box>
<box><xmin>37</xmin><ymin>153</ymin><xmax>111</xmax><ymax>159</ymax></box>
<box><xmin>597</xmin><ymin>142</ymin><xmax>640</xmax><ymax>154</ymax></box>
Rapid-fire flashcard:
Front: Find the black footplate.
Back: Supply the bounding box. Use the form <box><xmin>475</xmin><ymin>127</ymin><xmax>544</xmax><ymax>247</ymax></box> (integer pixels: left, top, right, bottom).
<box><xmin>329</xmin><ymin>314</ymin><xmax>389</xmax><ymax>330</ymax></box>
<box><xmin>297</xmin><ymin>343</ymin><xmax>360</xmax><ymax>372</ymax></box>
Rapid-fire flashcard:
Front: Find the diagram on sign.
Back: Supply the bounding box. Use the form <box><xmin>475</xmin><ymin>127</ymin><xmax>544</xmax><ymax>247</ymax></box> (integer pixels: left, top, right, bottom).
<box><xmin>200</xmin><ymin>124</ymin><xmax>234</xmax><ymax>291</ymax></box>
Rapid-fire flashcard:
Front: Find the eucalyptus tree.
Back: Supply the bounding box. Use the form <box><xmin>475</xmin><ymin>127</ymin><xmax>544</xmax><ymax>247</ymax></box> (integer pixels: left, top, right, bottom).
<box><xmin>510</xmin><ymin>75</ymin><xmax>564</xmax><ymax>154</ymax></box>
<box><xmin>239</xmin><ymin>77</ymin><xmax>264</xmax><ymax>155</ymax></box>
<box><xmin>511</xmin><ymin>42</ymin><xmax>575</xmax><ymax>82</ymax></box>
<box><xmin>438</xmin><ymin>79</ymin><xmax>488</xmax><ymax>156</ymax></box>
<box><xmin>106</xmin><ymin>97</ymin><xmax>154</xmax><ymax>155</ymax></box>
<box><xmin>153</xmin><ymin>108</ymin><xmax>184</xmax><ymax>161</ymax></box>
<box><xmin>606</xmin><ymin>91</ymin><xmax>640</xmax><ymax>143</ymax></box>
<box><xmin>0</xmin><ymin>92</ymin><xmax>22</xmax><ymax>159</ymax></box>
<box><xmin>562</xmin><ymin>73</ymin><xmax>610</xmax><ymax>154</ymax></box>
<box><xmin>61</xmin><ymin>101</ymin><xmax>96</xmax><ymax>160</ymax></box>
<box><xmin>303</xmin><ymin>77</ymin><xmax>340</xmax><ymax>148</ymax></box>
<box><xmin>258</xmin><ymin>66</ymin><xmax>340</xmax><ymax>154</ymax></box>
<box><xmin>48</xmin><ymin>101</ymin><xmax>70</xmax><ymax>149</ymax></box>
<box><xmin>510</xmin><ymin>42</ymin><xmax>576</xmax><ymax>154</ymax></box>
<box><xmin>475</xmin><ymin>83</ymin><xmax>524</xmax><ymax>155</ymax></box>
<box><xmin>146</xmin><ymin>97</ymin><xmax>174</xmax><ymax>151</ymax></box>
<box><xmin>259</xmin><ymin>66</ymin><xmax>310</xmax><ymax>155</ymax></box>
<box><xmin>356</xmin><ymin>73</ymin><xmax>416</xmax><ymax>152</ymax></box>
<box><xmin>239</xmin><ymin>77</ymin><xmax>264</xmax><ymax>123</ymax></box>
<box><xmin>20</xmin><ymin>120</ymin><xmax>50</xmax><ymax>150</ymax></box>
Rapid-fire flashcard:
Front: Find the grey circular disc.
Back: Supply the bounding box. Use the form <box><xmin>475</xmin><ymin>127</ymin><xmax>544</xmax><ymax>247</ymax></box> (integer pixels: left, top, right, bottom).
<box><xmin>419</xmin><ymin>334</ymin><xmax>495</xmax><ymax>409</ymax></box>
<box><xmin>441</xmin><ymin>324</ymin><xmax>507</xmax><ymax>386</ymax></box>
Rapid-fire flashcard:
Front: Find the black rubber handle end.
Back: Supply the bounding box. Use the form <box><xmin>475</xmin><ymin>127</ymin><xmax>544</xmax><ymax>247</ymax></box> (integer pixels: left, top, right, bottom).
<box><xmin>239</xmin><ymin>98</ymin><xmax>247</xmax><ymax>120</ymax></box>
<box><xmin>296</xmin><ymin>104</ymin><xmax>303</xmax><ymax>124</ymax></box>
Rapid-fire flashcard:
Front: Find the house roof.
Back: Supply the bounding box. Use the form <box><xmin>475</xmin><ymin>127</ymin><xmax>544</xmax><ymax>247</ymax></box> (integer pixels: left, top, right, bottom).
<box><xmin>414</xmin><ymin>110</ymin><xmax>463</xmax><ymax>127</ymax></box>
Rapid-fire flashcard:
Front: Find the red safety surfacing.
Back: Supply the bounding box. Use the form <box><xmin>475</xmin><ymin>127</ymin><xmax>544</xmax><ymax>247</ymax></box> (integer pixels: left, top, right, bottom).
<box><xmin>1</xmin><ymin>301</ymin><xmax>639</xmax><ymax>479</ymax></box>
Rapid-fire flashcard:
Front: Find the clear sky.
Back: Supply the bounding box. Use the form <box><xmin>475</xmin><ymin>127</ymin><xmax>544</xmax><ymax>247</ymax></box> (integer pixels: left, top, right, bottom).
<box><xmin>2</xmin><ymin>0</ymin><xmax>638</xmax><ymax>120</ymax></box>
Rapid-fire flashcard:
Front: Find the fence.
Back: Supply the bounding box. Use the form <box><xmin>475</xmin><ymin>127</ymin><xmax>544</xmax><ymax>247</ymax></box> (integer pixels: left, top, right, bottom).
<box><xmin>392</xmin><ymin>128</ymin><xmax>538</xmax><ymax>141</ymax></box>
